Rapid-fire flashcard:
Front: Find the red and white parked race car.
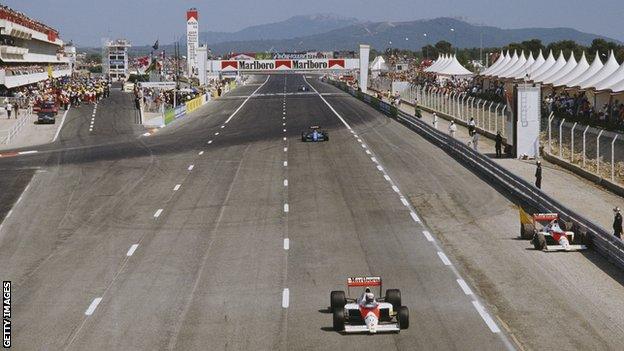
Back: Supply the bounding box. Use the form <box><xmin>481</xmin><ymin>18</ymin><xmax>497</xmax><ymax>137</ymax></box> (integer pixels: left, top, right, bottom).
<box><xmin>329</xmin><ymin>276</ymin><xmax>409</xmax><ymax>333</ymax></box>
<box><xmin>522</xmin><ymin>213</ymin><xmax>589</xmax><ymax>252</ymax></box>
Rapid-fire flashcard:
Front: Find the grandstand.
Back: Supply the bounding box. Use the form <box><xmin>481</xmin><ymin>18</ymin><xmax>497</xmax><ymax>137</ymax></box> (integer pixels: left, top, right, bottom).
<box><xmin>0</xmin><ymin>5</ymin><xmax>71</xmax><ymax>89</ymax></box>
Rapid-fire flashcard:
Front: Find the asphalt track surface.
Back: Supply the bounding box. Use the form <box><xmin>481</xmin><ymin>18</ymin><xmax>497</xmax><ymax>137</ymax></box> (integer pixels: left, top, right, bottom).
<box><xmin>0</xmin><ymin>74</ymin><xmax>623</xmax><ymax>350</ymax></box>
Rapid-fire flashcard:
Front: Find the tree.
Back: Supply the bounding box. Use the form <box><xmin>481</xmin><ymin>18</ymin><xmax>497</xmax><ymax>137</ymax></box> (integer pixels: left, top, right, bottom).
<box><xmin>421</xmin><ymin>44</ymin><xmax>437</xmax><ymax>59</ymax></box>
<box><xmin>546</xmin><ymin>40</ymin><xmax>583</xmax><ymax>60</ymax></box>
<box><xmin>589</xmin><ymin>39</ymin><xmax>619</xmax><ymax>59</ymax></box>
<box><xmin>434</xmin><ymin>40</ymin><xmax>453</xmax><ymax>54</ymax></box>
<box><xmin>520</xmin><ymin>39</ymin><xmax>545</xmax><ymax>57</ymax></box>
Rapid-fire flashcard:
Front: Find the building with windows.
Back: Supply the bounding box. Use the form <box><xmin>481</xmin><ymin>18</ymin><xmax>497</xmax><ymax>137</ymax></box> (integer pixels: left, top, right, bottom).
<box><xmin>0</xmin><ymin>5</ymin><xmax>71</xmax><ymax>89</ymax></box>
<box><xmin>103</xmin><ymin>39</ymin><xmax>131</xmax><ymax>80</ymax></box>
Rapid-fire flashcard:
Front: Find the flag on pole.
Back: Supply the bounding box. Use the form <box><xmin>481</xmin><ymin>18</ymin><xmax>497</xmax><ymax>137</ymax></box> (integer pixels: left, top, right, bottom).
<box><xmin>152</xmin><ymin>39</ymin><xmax>159</xmax><ymax>51</ymax></box>
<box><xmin>47</xmin><ymin>64</ymin><xmax>53</xmax><ymax>78</ymax></box>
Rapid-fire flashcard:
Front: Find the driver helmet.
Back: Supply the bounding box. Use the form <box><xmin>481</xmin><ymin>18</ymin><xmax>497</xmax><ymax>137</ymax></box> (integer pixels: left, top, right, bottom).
<box><xmin>364</xmin><ymin>287</ymin><xmax>371</xmax><ymax>293</ymax></box>
<box><xmin>365</xmin><ymin>292</ymin><xmax>375</xmax><ymax>304</ymax></box>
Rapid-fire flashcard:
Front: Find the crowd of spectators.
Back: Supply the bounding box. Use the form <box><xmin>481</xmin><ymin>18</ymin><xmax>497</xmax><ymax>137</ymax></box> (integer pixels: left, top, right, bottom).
<box><xmin>3</xmin><ymin>74</ymin><xmax>111</xmax><ymax>112</ymax></box>
<box><xmin>0</xmin><ymin>5</ymin><xmax>59</xmax><ymax>38</ymax></box>
<box><xmin>545</xmin><ymin>92</ymin><xmax>624</xmax><ymax>129</ymax></box>
<box><xmin>4</xmin><ymin>64</ymin><xmax>69</xmax><ymax>76</ymax></box>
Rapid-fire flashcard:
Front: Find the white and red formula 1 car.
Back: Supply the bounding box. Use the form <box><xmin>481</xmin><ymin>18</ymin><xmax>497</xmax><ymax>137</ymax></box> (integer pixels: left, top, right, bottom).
<box><xmin>527</xmin><ymin>213</ymin><xmax>589</xmax><ymax>252</ymax></box>
<box><xmin>329</xmin><ymin>276</ymin><xmax>409</xmax><ymax>333</ymax></box>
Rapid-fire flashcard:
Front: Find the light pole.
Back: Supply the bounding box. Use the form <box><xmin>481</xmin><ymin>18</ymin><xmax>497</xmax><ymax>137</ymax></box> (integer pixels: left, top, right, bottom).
<box><xmin>423</xmin><ymin>33</ymin><xmax>428</xmax><ymax>59</ymax></box>
<box><xmin>450</xmin><ymin>28</ymin><xmax>456</xmax><ymax>54</ymax></box>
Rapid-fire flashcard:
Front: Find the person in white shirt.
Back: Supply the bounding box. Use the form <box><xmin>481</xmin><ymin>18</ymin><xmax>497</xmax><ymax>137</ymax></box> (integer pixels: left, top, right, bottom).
<box><xmin>449</xmin><ymin>120</ymin><xmax>457</xmax><ymax>138</ymax></box>
<box><xmin>432</xmin><ymin>112</ymin><xmax>438</xmax><ymax>129</ymax></box>
<box><xmin>5</xmin><ymin>102</ymin><xmax>12</xmax><ymax>119</ymax></box>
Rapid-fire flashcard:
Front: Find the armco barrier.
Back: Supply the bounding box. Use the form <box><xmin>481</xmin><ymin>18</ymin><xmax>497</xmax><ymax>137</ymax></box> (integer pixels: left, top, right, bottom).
<box><xmin>164</xmin><ymin>94</ymin><xmax>209</xmax><ymax>125</ymax></box>
<box><xmin>329</xmin><ymin>80</ymin><xmax>624</xmax><ymax>270</ymax></box>
<box><xmin>185</xmin><ymin>94</ymin><xmax>206</xmax><ymax>114</ymax></box>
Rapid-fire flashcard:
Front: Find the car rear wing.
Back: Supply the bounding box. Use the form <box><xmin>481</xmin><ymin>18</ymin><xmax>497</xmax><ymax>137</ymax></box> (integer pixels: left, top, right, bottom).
<box><xmin>347</xmin><ymin>276</ymin><xmax>382</xmax><ymax>297</ymax></box>
<box><xmin>533</xmin><ymin>213</ymin><xmax>559</xmax><ymax>222</ymax></box>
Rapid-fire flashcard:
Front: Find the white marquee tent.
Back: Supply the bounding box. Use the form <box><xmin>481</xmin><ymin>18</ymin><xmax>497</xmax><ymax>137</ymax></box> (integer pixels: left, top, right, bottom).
<box><xmin>425</xmin><ymin>54</ymin><xmax>473</xmax><ymax>76</ymax></box>
<box><xmin>482</xmin><ymin>49</ymin><xmax>624</xmax><ymax>93</ymax></box>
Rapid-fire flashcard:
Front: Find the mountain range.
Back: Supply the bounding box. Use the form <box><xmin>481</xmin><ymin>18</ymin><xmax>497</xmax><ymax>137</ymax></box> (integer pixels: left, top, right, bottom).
<box><xmin>120</xmin><ymin>15</ymin><xmax>619</xmax><ymax>56</ymax></box>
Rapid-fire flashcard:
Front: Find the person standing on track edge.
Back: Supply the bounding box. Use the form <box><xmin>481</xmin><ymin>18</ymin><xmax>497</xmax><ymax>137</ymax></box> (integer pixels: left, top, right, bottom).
<box><xmin>495</xmin><ymin>131</ymin><xmax>503</xmax><ymax>158</ymax></box>
<box><xmin>535</xmin><ymin>161</ymin><xmax>542</xmax><ymax>189</ymax></box>
<box><xmin>448</xmin><ymin>120</ymin><xmax>457</xmax><ymax>138</ymax></box>
<box><xmin>613</xmin><ymin>207</ymin><xmax>623</xmax><ymax>239</ymax></box>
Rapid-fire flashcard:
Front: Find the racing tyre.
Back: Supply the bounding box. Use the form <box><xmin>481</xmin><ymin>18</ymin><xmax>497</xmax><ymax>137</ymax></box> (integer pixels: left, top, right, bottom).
<box><xmin>397</xmin><ymin>306</ymin><xmax>409</xmax><ymax>330</ymax></box>
<box><xmin>573</xmin><ymin>226</ymin><xmax>590</xmax><ymax>245</ymax></box>
<box><xmin>332</xmin><ymin>308</ymin><xmax>345</xmax><ymax>331</ymax></box>
<box><xmin>330</xmin><ymin>290</ymin><xmax>346</xmax><ymax>311</ymax></box>
<box><xmin>560</xmin><ymin>220</ymin><xmax>574</xmax><ymax>231</ymax></box>
<box><xmin>533</xmin><ymin>233</ymin><xmax>547</xmax><ymax>250</ymax></box>
<box><xmin>385</xmin><ymin>289</ymin><xmax>401</xmax><ymax>310</ymax></box>
<box><xmin>520</xmin><ymin>223</ymin><xmax>535</xmax><ymax>240</ymax></box>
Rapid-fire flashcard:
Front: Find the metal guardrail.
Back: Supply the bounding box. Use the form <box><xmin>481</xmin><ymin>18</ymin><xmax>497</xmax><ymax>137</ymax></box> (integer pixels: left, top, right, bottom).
<box><xmin>329</xmin><ymin>80</ymin><xmax>624</xmax><ymax>270</ymax></box>
<box><xmin>1</xmin><ymin>113</ymin><xmax>30</xmax><ymax>144</ymax></box>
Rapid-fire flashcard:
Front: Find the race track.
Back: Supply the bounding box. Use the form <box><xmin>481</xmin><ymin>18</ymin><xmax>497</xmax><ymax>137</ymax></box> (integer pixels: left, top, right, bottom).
<box><xmin>1</xmin><ymin>74</ymin><xmax>623</xmax><ymax>350</ymax></box>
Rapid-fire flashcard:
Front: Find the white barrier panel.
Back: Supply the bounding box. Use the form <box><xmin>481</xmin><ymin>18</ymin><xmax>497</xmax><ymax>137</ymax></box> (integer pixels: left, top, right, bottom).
<box><xmin>208</xmin><ymin>58</ymin><xmax>359</xmax><ymax>72</ymax></box>
<box><xmin>515</xmin><ymin>84</ymin><xmax>541</xmax><ymax>158</ymax></box>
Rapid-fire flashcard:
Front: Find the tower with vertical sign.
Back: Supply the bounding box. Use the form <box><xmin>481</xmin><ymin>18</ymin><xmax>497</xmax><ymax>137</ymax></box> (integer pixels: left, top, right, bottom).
<box><xmin>186</xmin><ymin>8</ymin><xmax>199</xmax><ymax>77</ymax></box>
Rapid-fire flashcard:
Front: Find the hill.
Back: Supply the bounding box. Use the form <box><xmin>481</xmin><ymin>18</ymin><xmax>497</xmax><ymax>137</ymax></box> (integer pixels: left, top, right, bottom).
<box><xmin>204</xmin><ymin>17</ymin><xmax>619</xmax><ymax>54</ymax></box>
<box><xmin>96</xmin><ymin>16</ymin><xmax>619</xmax><ymax>57</ymax></box>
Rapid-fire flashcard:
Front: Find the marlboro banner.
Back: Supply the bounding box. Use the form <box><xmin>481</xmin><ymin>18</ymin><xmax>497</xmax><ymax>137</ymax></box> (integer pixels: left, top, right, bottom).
<box><xmin>209</xmin><ymin>58</ymin><xmax>359</xmax><ymax>72</ymax></box>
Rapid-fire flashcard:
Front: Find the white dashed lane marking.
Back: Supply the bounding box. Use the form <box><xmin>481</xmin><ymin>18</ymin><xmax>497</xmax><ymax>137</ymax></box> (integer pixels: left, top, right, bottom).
<box><xmin>437</xmin><ymin>252</ymin><xmax>452</xmax><ymax>266</ymax></box>
<box><xmin>457</xmin><ymin>279</ymin><xmax>474</xmax><ymax>295</ymax></box>
<box><xmin>283</xmin><ymin>161</ymin><xmax>288</xmax><ymax>167</ymax></box>
<box><xmin>422</xmin><ymin>230</ymin><xmax>434</xmax><ymax>242</ymax></box>
<box><xmin>283</xmin><ymin>203</ymin><xmax>289</xmax><ymax>213</ymax></box>
<box><xmin>85</xmin><ymin>297</ymin><xmax>102</xmax><ymax>316</ymax></box>
<box><xmin>383</xmin><ymin>174</ymin><xmax>391</xmax><ymax>182</ymax></box>
<box><xmin>376</xmin><ymin>165</ymin><xmax>383</xmax><ymax>171</ymax></box>
<box><xmin>207</xmin><ymin>140</ymin><xmax>213</xmax><ymax>144</ymax></box>
<box><xmin>392</xmin><ymin>185</ymin><xmax>400</xmax><ymax>193</ymax></box>
<box><xmin>400</xmin><ymin>197</ymin><xmax>409</xmax><ymax>207</ymax></box>
<box><xmin>188</xmin><ymin>165</ymin><xmax>194</xmax><ymax>171</ymax></box>
<box><xmin>153</xmin><ymin>209</ymin><xmax>163</xmax><ymax>218</ymax></box>
<box><xmin>173</xmin><ymin>184</ymin><xmax>181</xmax><ymax>191</ymax></box>
<box><xmin>282</xmin><ymin>288</ymin><xmax>290</xmax><ymax>308</ymax></box>
<box><xmin>126</xmin><ymin>244</ymin><xmax>139</xmax><ymax>257</ymax></box>
<box><xmin>283</xmin><ymin>179</ymin><xmax>288</xmax><ymax>187</ymax></box>
<box><xmin>472</xmin><ymin>301</ymin><xmax>501</xmax><ymax>333</ymax></box>
<box><xmin>410</xmin><ymin>211</ymin><xmax>421</xmax><ymax>223</ymax></box>
<box><xmin>283</xmin><ymin>238</ymin><xmax>290</xmax><ymax>250</ymax></box>
<box><xmin>198</xmin><ymin>151</ymin><xmax>204</xmax><ymax>155</ymax></box>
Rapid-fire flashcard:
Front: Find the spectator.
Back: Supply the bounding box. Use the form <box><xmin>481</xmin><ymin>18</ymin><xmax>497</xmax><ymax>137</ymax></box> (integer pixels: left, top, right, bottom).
<box><xmin>472</xmin><ymin>132</ymin><xmax>479</xmax><ymax>151</ymax></box>
<box><xmin>5</xmin><ymin>101</ymin><xmax>12</xmax><ymax>118</ymax></box>
<box><xmin>495</xmin><ymin>131</ymin><xmax>503</xmax><ymax>158</ymax></box>
<box><xmin>535</xmin><ymin>161</ymin><xmax>542</xmax><ymax>189</ymax></box>
<box><xmin>468</xmin><ymin>118</ymin><xmax>476</xmax><ymax>136</ymax></box>
<box><xmin>432</xmin><ymin>112</ymin><xmax>438</xmax><ymax>129</ymax></box>
<box><xmin>448</xmin><ymin>120</ymin><xmax>457</xmax><ymax>138</ymax></box>
<box><xmin>613</xmin><ymin>207</ymin><xmax>622</xmax><ymax>239</ymax></box>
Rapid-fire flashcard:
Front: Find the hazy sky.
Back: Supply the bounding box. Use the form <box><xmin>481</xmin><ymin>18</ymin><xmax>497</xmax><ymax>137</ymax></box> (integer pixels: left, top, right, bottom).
<box><xmin>6</xmin><ymin>0</ymin><xmax>624</xmax><ymax>46</ymax></box>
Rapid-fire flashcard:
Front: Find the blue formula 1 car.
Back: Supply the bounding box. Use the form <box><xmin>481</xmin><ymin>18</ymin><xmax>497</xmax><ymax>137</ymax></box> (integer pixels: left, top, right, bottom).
<box><xmin>301</xmin><ymin>126</ymin><xmax>329</xmax><ymax>142</ymax></box>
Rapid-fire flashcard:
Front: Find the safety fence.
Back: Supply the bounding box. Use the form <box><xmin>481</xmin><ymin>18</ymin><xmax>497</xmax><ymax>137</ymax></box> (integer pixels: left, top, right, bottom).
<box><xmin>400</xmin><ymin>85</ymin><xmax>510</xmax><ymax>139</ymax></box>
<box><xmin>329</xmin><ymin>79</ymin><xmax>624</xmax><ymax>271</ymax></box>
<box><xmin>545</xmin><ymin>114</ymin><xmax>624</xmax><ymax>186</ymax></box>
